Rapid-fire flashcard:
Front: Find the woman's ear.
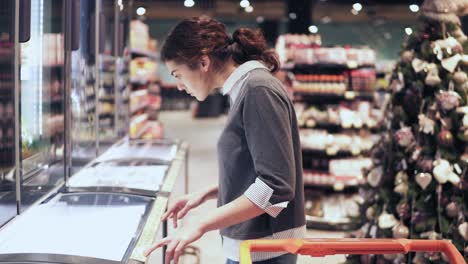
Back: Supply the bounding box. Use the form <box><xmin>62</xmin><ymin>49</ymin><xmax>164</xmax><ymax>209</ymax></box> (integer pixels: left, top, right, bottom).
<box><xmin>199</xmin><ymin>55</ymin><xmax>211</xmax><ymax>73</ymax></box>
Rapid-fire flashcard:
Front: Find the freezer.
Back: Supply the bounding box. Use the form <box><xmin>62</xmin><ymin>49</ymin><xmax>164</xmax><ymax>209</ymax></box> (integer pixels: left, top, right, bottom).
<box><xmin>0</xmin><ymin>192</ymin><xmax>153</xmax><ymax>264</ymax></box>
<box><xmin>95</xmin><ymin>139</ymin><xmax>179</xmax><ymax>164</ymax></box>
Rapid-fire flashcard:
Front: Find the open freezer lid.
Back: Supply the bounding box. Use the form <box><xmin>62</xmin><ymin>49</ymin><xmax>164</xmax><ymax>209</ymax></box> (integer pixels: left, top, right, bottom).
<box><xmin>67</xmin><ymin>164</ymin><xmax>168</xmax><ymax>195</ymax></box>
<box><xmin>0</xmin><ymin>193</ymin><xmax>152</xmax><ymax>264</ymax></box>
<box><xmin>95</xmin><ymin>140</ymin><xmax>179</xmax><ymax>164</ymax></box>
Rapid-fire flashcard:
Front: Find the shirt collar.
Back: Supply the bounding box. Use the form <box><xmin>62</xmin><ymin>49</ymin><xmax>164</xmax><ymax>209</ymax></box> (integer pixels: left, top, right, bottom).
<box><xmin>222</xmin><ymin>60</ymin><xmax>268</xmax><ymax>96</ymax></box>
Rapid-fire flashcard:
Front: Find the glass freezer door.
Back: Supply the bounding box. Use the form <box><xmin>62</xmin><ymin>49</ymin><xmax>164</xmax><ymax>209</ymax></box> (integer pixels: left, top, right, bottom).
<box><xmin>0</xmin><ymin>0</ymin><xmax>17</xmax><ymax>227</ymax></box>
<box><xmin>70</xmin><ymin>0</ymin><xmax>98</xmax><ymax>171</ymax></box>
<box><xmin>19</xmin><ymin>0</ymin><xmax>66</xmax><ymax>210</ymax></box>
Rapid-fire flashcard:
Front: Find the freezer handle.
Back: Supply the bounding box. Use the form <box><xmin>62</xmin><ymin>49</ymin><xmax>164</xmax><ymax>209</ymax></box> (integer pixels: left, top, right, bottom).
<box><xmin>239</xmin><ymin>239</ymin><xmax>466</xmax><ymax>264</ymax></box>
<box><xmin>19</xmin><ymin>0</ymin><xmax>31</xmax><ymax>43</ymax></box>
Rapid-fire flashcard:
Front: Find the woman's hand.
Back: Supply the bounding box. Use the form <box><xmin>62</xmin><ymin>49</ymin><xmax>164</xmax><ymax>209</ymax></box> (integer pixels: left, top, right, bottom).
<box><xmin>161</xmin><ymin>191</ymin><xmax>206</xmax><ymax>228</ymax></box>
<box><xmin>144</xmin><ymin>222</ymin><xmax>206</xmax><ymax>264</ymax></box>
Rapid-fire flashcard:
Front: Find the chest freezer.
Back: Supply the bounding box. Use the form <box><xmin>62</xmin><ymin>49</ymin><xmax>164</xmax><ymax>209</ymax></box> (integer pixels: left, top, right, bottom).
<box><xmin>0</xmin><ymin>192</ymin><xmax>153</xmax><ymax>264</ymax></box>
<box><xmin>95</xmin><ymin>139</ymin><xmax>179</xmax><ymax>164</ymax></box>
<box><xmin>67</xmin><ymin>163</ymin><xmax>169</xmax><ymax>196</ymax></box>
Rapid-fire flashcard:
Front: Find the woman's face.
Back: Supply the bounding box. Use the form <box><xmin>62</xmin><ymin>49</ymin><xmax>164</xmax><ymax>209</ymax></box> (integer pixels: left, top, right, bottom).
<box><xmin>165</xmin><ymin>59</ymin><xmax>213</xmax><ymax>101</ymax></box>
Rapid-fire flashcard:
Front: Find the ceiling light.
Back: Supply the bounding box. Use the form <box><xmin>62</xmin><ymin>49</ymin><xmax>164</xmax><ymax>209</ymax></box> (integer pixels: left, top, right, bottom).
<box><xmin>136</xmin><ymin>7</ymin><xmax>146</xmax><ymax>16</ymax></box>
<box><xmin>321</xmin><ymin>16</ymin><xmax>332</xmax><ymax>24</ymax></box>
<box><xmin>352</xmin><ymin>3</ymin><xmax>363</xmax><ymax>11</ymax></box>
<box><xmin>256</xmin><ymin>16</ymin><xmax>265</xmax><ymax>23</ymax></box>
<box><xmin>308</xmin><ymin>25</ymin><xmax>318</xmax><ymax>34</ymax></box>
<box><xmin>409</xmin><ymin>4</ymin><xmax>419</xmax><ymax>12</ymax></box>
<box><xmin>245</xmin><ymin>5</ymin><xmax>253</xmax><ymax>13</ymax></box>
<box><xmin>184</xmin><ymin>0</ymin><xmax>195</xmax><ymax>7</ymax></box>
<box><xmin>289</xmin><ymin>12</ymin><xmax>297</xmax><ymax>20</ymax></box>
<box><xmin>384</xmin><ymin>32</ymin><xmax>392</xmax><ymax>40</ymax></box>
<box><xmin>405</xmin><ymin>27</ymin><xmax>413</xmax><ymax>35</ymax></box>
<box><xmin>240</xmin><ymin>0</ymin><xmax>250</xmax><ymax>8</ymax></box>
<box><xmin>351</xmin><ymin>9</ymin><xmax>359</xmax><ymax>15</ymax></box>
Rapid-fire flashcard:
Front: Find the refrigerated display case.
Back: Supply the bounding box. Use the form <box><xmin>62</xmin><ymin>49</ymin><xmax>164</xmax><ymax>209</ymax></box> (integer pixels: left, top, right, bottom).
<box><xmin>19</xmin><ymin>0</ymin><xmax>66</xmax><ymax>211</ymax></box>
<box><xmin>0</xmin><ymin>0</ymin><xmax>17</xmax><ymax>228</ymax></box>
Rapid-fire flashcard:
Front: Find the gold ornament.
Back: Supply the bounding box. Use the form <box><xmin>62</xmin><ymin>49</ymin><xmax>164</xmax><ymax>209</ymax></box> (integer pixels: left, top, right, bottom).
<box><xmin>459</xmin><ymin>222</ymin><xmax>468</xmax><ymax>241</ymax></box>
<box><xmin>446</xmin><ymin>202</ymin><xmax>459</xmax><ymax>218</ymax></box>
<box><xmin>415</xmin><ymin>172</ymin><xmax>432</xmax><ymax>190</ymax></box>
<box><xmin>453</xmin><ymin>71</ymin><xmax>468</xmax><ymax>83</ymax></box>
<box><xmin>425</xmin><ymin>64</ymin><xmax>441</xmax><ymax>86</ymax></box>
<box><xmin>378</xmin><ymin>211</ymin><xmax>398</xmax><ymax>229</ymax></box>
<box><xmin>392</xmin><ymin>223</ymin><xmax>410</xmax><ymax>238</ymax></box>
<box><xmin>421</xmin><ymin>0</ymin><xmax>463</xmax><ymax>24</ymax></box>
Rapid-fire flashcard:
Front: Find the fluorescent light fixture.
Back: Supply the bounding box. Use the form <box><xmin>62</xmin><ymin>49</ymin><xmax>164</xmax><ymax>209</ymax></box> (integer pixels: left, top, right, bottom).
<box><xmin>240</xmin><ymin>0</ymin><xmax>250</xmax><ymax>8</ymax></box>
<box><xmin>309</xmin><ymin>25</ymin><xmax>318</xmax><ymax>34</ymax></box>
<box><xmin>409</xmin><ymin>4</ymin><xmax>419</xmax><ymax>12</ymax></box>
<box><xmin>405</xmin><ymin>27</ymin><xmax>413</xmax><ymax>35</ymax></box>
<box><xmin>352</xmin><ymin>3</ymin><xmax>362</xmax><ymax>11</ymax></box>
<box><xmin>136</xmin><ymin>7</ymin><xmax>146</xmax><ymax>15</ymax></box>
<box><xmin>245</xmin><ymin>5</ymin><xmax>253</xmax><ymax>13</ymax></box>
<box><xmin>184</xmin><ymin>0</ymin><xmax>195</xmax><ymax>7</ymax></box>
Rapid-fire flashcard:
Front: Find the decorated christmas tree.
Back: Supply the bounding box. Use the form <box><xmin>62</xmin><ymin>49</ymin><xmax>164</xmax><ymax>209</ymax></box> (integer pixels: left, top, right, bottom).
<box><xmin>347</xmin><ymin>0</ymin><xmax>468</xmax><ymax>263</ymax></box>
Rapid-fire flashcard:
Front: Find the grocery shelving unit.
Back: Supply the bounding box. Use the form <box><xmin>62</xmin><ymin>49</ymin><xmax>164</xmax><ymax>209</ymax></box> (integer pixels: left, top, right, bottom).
<box><xmin>276</xmin><ymin>34</ymin><xmax>383</xmax><ymax>230</ymax></box>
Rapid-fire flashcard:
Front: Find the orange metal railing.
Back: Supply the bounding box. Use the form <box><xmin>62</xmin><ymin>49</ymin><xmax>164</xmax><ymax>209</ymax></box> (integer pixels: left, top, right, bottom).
<box><xmin>239</xmin><ymin>239</ymin><xmax>466</xmax><ymax>264</ymax></box>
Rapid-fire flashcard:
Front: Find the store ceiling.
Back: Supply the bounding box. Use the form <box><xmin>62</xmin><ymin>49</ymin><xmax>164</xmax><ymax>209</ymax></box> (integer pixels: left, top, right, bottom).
<box><xmin>130</xmin><ymin>0</ymin><xmax>425</xmax><ymax>24</ymax></box>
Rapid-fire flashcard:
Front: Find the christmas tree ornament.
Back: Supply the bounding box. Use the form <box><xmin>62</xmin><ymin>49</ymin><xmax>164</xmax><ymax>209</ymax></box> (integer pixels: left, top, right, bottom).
<box><xmin>395</xmin><ymin>127</ymin><xmax>415</xmax><ymax>147</ymax></box>
<box><xmin>437</xmin><ymin>128</ymin><xmax>454</xmax><ymax>146</ymax></box>
<box><xmin>458</xmin><ymin>222</ymin><xmax>468</xmax><ymax>240</ymax></box>
<box><xmin>367</xmin><ymin>166</ymin><xmax>383</xmax><ymax>187</ymax></box>
<box><xmin>418</xmin><ymin>157</ymin><xmax>434</xmax><ymax>172</ymax></box>
<box><xmin>397</xmin><ymin>201</ymin><xmax>410</xmax><ymax>219</ymax></box>
<box><xmin>412</xmin><ymin>58</ymin><xmax>429</xmax><ymax>73</ymax></box>
<box><xmin>378</xmin><ymin>211</ymin><xmax>398</xmax><ymax>229</ymax></box>
<box><xmin>412</xmin><ymin>252</ymin><xmax>426</xmax><ymax>264</ymax></box>
<box><xmin>401</xmin><ymin>50</ymin><xmax>414</xmax><ymax>63</ymax></box>
<box><xmin>427</xmin><ymin>252</ymin><xmax>441</xmax><ymax>262</ymax></box>
<box><xmin>395</xmin><ymin>171</ymin><xmax>409</xmax><ymax>185</ymax></box>
<box><xmin>446</xmin><ymin>202</ymin><xmax>459</xmax><ymax>217</ymax></box>
<box><xmin>421</xmin><ymin>231</ymin><xmax>442</xmax><ymax>240</ymax></box>
<box><xmin>453</xmin><ymin>27</ymin><xmax>468</xmax><ymax>43</ymax></box>
<box><xmin>442</xmin><ymin>53</ymin><xmax>462</xmax><ymax>72</ymax></box>
<box><xmin>453</xmin><ymin>70</ymin><xmax>468</xmax><ymax>83</ymax></box>
<box><xmin>392</xmin><ymin>223</ymin><xmax>410</xmax><ymax>238</ymax></box>
<box><xmin>411</xmin><ymin>146</ymin><xmax>422</xmax><ymax>161</ymax></box>
<box><xmin>436</xmin><ymin>90</ymin><xmax>461</xmax><ymax>111</ymax></box>
<box><xmin>366</xmin><ymin>207</ymin><xmax>376</xmax><ymax>220</ymax></box>
<box><xmin>425</xmin><ymin>64</ymin><xmax>442</xmax><ymax>86</ymax></box>
<box><xmin>433</xmin><ymin>159</ymin><xmax>461</xmax><ymax>184</ymax></box>
<box><xmin>461</xmin><ymin>54</ymin><xmax>468</xmax><ymax>66</ymax></box>
<box><xmin>418</xmin><ymin>114</ymin><xmax>435</xmax><ymax>134</ymax></box>
<box><xmin>421</xmin><ymin>0</ymin><xmax>461</xmax><ymax>24</ymax></box>
<box><xmin>394</xmin><ymin>182</ymin><xmax>408</xmax><ymax>195</ymax></box>
<box><xmin>389</xmin><ymin>72</ymin><xmax>405</xmax><ymax>93</ymax></box>
<box><xmin>415</xmin><ymin>172</ymin><xmax>432</xmax><ymax>190</ymax></box>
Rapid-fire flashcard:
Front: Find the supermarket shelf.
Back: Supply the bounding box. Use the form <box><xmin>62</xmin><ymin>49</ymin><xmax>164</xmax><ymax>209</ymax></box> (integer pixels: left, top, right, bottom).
<box><xmin>300</xmin><ymin>122</ymin><xmax>382</xmax><ymax>133</ymax></box>
<box><xmin>306</xmin><ymin>214</ymin><xmax>358</xmax><ymax>231</ymax></box>
<box><xmin>303</xmin><ymin>173</ymin><xmax>363</xmax><ymax>190</ymax></box>
<box><xmin>130</xmin><ymin>48</ymin><xmax>159</xmax><ymax>60</ymax></box>
<box><xmin>293</xmin><ymin>91</ymin><xmax>374</xmax><ymax>103</ymax></box>
<box><xmin>301</xmin><ymin>147</ymin><xmax>366</xmax><ymax>158</ymax></box>
<box><xmin>131</xmin><ymin>103</ymin><xmax>148</xmax><ymax>114</ymax></box>
<box><xmin>282</xmin><ymin>62</ymin><xmax>375</xmax><ymax>71</ymax></box>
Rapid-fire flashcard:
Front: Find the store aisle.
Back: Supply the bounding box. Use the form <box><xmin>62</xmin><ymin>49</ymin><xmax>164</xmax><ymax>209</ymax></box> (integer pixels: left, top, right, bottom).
<box><xmin>160</xmin><ymin>111</ymin><xmax>346</xmax><ymax>264</ymax></box>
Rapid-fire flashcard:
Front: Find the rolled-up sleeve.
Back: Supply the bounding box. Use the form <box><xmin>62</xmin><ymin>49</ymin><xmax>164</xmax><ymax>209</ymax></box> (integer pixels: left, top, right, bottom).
<box><xmin>242</xmin><ymin>86</ymin><xmax>296</xmax><ymax>218</ymax></box>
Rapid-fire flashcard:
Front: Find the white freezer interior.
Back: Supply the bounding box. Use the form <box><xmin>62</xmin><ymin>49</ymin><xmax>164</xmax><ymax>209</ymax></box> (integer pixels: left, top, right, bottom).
<box><xmin>0</xmin><ymin>193</ymin><xmax>151</xmax><ymax>262</ymax></box>
<box><xmin>96</xmin><ymin>141</ymin><xmax>178</xmax><ymax>163</ymax></box>
<box><xmin>67</xmin><ymin>164</ymin><xmax>168</xmax><ymax>192</ymax></box>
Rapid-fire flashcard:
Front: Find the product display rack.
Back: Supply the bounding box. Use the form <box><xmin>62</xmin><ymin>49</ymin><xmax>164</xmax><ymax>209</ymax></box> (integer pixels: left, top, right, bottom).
<box><xmin>128</xmin><ymin>20</ymin><xmax>163</xmax><ymax>140</ymax></box>
<box><xmin>276</xmin><ymin>34</ymin><xmax>383</xmax><ymax>230</ymax></box>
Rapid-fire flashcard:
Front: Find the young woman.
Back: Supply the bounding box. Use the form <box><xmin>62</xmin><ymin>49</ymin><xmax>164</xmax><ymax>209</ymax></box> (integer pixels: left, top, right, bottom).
<box><xmin>144</xmin><ymin>16</ymin><xmax>305</xmax><ymax>264</ymax></box>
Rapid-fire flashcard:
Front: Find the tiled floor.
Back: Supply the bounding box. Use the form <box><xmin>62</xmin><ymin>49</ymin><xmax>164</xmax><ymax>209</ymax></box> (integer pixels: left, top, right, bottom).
<box><xmin>155</xmin><ymin>111</ymin><xmax>347</xmax><ymax>264</ymax></box>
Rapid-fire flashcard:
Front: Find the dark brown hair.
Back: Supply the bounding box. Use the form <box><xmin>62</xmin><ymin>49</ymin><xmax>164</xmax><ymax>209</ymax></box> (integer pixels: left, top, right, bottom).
<box><xmin>161</xmin><ymin>16</ymin><xmax>279</xmax><ymax>73</ymax></box>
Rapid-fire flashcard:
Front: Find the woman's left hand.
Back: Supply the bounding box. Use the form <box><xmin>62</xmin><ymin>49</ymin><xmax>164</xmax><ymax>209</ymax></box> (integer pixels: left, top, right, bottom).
<box><xmin>144</xmin><ymin>222</ymin><xmax>205</xmax><ymax>264</ymax></box>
